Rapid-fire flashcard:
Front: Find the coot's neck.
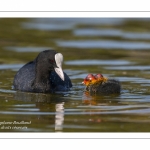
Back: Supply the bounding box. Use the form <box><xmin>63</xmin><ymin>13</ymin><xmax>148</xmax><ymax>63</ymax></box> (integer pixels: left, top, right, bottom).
<box><xmin>35</xmin><ymin>68</ymin><xmax>51</xmax><ymax>83</ymax></box>
<box><xmin>32</xmin><ymin>61</ymin><xmax>53</xmax><ymax>93</ymax></box>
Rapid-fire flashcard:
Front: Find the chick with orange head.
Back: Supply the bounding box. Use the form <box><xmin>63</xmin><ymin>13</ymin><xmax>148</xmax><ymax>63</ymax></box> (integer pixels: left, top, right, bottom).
<box><xmin>82</xmin><ymin>73</ymin><xmax>121</xmax><ymax>95</ymax></box>
<box><xmin>82</xmin><ymin>73</ymin><xmax>107</xmax><ymax>86</ymax></box>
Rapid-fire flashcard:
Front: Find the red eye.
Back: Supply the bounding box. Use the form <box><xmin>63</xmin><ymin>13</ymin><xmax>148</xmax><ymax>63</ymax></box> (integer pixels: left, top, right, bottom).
<box><xmin>49</xmin><ymin>59</ymin><xmax>54</xmax><ymax>63</ymax></box>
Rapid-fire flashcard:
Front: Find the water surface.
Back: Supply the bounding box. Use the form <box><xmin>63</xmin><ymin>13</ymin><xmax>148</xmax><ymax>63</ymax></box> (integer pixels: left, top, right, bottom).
<box><xmin>0</xmin><ymin>18</ymin><xmax>150</xmax><ymax>132</ymax></box>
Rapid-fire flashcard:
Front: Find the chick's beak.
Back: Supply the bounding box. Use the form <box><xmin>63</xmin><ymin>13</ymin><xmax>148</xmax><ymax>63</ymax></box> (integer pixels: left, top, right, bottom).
<box><xmin>82</xmin><ymin>81</ymin><xmax>85</xmax><ymax>84</ymax></box>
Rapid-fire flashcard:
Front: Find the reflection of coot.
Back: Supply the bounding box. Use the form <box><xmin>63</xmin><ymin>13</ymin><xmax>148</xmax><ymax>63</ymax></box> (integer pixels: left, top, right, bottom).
<box><xmin>14</xmin><ymin>90</ymin><xmax>66</xmax><ymax>103</ymax></box>
<box><xmin>82</xmin><ymin>73</ymin><xmax>121</xmax><ymax>95</ymax></box>
<box><xmin>13</xmin><ymin>50</ymin><xmax>72</xmax><ymax>93</ymax></box>
<box><xmin>13</xmin><ymin>91</ymin><xmax>65</xmax><ymax>132</ymax></box>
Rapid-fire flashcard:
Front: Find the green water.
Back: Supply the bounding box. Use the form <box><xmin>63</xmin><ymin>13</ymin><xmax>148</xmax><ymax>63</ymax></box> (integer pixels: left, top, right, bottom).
<box><xmin>0</xmin><ymin>18</ymin><xmax>150</xmax><ymax>132</ymax></box>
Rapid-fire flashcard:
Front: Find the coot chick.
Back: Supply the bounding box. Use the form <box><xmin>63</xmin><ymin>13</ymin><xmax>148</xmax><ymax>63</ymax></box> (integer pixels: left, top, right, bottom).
<box><xmin>13</xmin><ymin>50</ymin><xmax>72</xmax><ymax>93</ymax></box>
<box><xmin>82</xmin><ymin>73</ymin><xmax>121</xmax><ymax>95</ymax></box>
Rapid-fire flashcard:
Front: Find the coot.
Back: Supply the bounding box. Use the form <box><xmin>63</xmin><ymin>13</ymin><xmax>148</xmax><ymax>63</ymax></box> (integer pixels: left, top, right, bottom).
<box><xmin>13</xmin><ymin>50</ymin><xmax>72</xmax><ymax>93</ymax></box>
<box><xmin>82</xmin><ymin>73</ymin><xmax>121</xmax><ymax>94</ymax></box>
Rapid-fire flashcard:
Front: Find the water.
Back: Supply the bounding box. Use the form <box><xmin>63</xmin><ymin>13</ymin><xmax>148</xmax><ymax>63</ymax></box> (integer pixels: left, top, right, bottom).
<box><xmin>74</xmin><ymin>28</ymin><xmax>150</xmax><ymax>40</ymax></box>
<box><xmin>0</xmin><ymin>18</ymin><xmax>150</xmax><ymax>132</ymax></box>
<box><xmin>56</xmin><ymin>40</ymin><xmax>150</xmax><ymax>49</ymax></box>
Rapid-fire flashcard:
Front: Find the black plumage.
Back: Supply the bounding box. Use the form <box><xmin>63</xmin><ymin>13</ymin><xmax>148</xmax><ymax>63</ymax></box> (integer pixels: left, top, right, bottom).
<box><xmin>85</xmin><ymin>79</ymin><xmax>121</xmax><ymax>95</ymax></box>
<box><xmin>13</xmin><ymin>50</ymin><xmax>72</xmax><ymax>93</ymax></box>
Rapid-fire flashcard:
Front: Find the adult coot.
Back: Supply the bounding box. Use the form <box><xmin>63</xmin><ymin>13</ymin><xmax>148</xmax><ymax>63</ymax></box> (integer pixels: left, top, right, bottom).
<box><xmin>13</xmin><ymin>50</ymin><xmax>72</xmax><ymax>93</ymax></box>
<box><xmin>82</xmin><ymin>73</ymin><xmax>121</xmax><ymax>95</ymax></box>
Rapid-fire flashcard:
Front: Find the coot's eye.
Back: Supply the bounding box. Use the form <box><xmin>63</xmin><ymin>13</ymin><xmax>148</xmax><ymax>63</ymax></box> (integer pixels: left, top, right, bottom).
<box><xmin>49</xmin><ymin>59</ymin><xmax>54</xmax><ymax>63</ymax></box>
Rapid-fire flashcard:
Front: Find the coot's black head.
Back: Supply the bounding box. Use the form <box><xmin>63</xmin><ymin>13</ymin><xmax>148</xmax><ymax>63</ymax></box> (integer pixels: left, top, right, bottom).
<box><xmin>35</xmin><ymin>50</ymin><xmax>64</xmax><ymax>81</ymax></box>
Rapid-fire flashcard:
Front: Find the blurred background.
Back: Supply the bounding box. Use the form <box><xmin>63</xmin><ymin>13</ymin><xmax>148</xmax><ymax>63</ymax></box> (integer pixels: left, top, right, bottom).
<box><xmin>0</xmin><ymin>18</ymin><xmax>150</xmax><ymax>132</ymax></box>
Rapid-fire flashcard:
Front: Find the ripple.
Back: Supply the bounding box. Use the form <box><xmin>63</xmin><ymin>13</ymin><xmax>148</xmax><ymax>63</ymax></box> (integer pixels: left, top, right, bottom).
<box><xmin>63</xmin><ymin>69</ymin><xmax>85</xmax><ymax>76</ymax></box>
<box><xmin>117</xmin><ymin>77</ymin><xmax>150</xmax><ymax>83</ymax></box>
<box><xmin>13</xmin><ymin>104</ymin><xmax>36</xmax><ymax>107</ymax></box>
<box><xmin>132</xmin><ymin>79</ymin><xmax>150</xmax><ymax>84</ymax></box>
<box><xmin>22</xmin><ymin>22</ymin><xmax>74</xmax><ymax>31</ymax></box>
<box><xmin>77</xmin><ymin>104</ymin><xmax>149</xmax><ymax>111</ymax></box>
<box><xmin>119</xmin><ymin>94</ymin><xmax>149</xmax><ymax>100</ymax></box>
<box><xmin>12</xmin><ymin>108</ymin><xmax>40</xmax><ymax>111</ymax></box>
<box><xmin>105</xmin><ymin>66</ymin><xmax>150</xmax><ymax>70</ymax></box>
<box><xmin>5</xmin><ymin>46</ymin><xmax>51</xmax><ymax>52</ymax></box>
<box><xmin>0</xmin><ymin>64</ymin><xmax>24</xmax><ymax>70</ymax></box>
<box><xmin>22</xmin><ymin>18</ymin><xmax>124</xmax><ymax>31</ymax></box>
<box><xmin>74</xmin><ymin>28</ymin><xmax>150</xmax><ymax>40</ymax></box>
<box><xmin>70</xmin><ymin>74</ymin><xmax>88</xmax><ymax>80</ymax></box>
<box><xmin>0</xmin><ymin>111</ymin><xmax>55</xmax><ymax>115</ymax></box>
<box><xmin>0</xmin><ymin>89</ymin><xmax>16</xmax><ymax>93</ymax></box>
<box><xmin>57</xmin><ymin>40</ymin><xmax>150</xmax><ymax>50</ymax></box>
<box><xmin>1</xmin><ymin>109</ymin><xmax>150</xmax><ymax>115</ymax></box>
<box><xmin>64</xmin><ymin>69</ymin><xmax>88</xmax><ymax>79</ymax></box>
<box><xmin>56</xmin><ymin>125</ymin><xmax>95</xmax><ymax>129</ymax></box>
<box><xmin>74</xmin><ymin>29</ymin><xmax>121</xmax><ymax>37</ymax></box>
<box><xmin>65</xmin><ymin>60</ymin><xmax>132</xmax><ymax>65</ymax></box>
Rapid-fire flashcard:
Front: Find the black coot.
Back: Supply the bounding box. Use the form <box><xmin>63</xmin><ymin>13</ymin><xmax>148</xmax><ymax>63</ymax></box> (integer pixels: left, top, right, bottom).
<box><xmin>13</xmin><ymin>50</ymin><xmax>72</xmax><ymax>93</ymax></box>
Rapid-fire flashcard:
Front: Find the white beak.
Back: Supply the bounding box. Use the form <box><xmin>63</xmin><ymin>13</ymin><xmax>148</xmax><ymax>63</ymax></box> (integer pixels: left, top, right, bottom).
<box><xmin>54</xmin><ymin>53</ymin><xmax>65</xmax><ymax>81</ymax></box>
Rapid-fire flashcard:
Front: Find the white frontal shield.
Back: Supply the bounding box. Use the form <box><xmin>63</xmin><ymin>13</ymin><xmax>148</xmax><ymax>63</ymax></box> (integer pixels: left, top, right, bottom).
<box><xmin>54</xmin><ymin>53</ymin><xmax>64</xmax><ymax>81</ymax></box>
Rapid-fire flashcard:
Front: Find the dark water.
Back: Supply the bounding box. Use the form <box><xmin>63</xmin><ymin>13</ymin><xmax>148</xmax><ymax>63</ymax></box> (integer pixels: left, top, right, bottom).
<box><xmin>0</xmin><ymin>18</ymin><xmax>150</xmax><ymax>132</ymax></box>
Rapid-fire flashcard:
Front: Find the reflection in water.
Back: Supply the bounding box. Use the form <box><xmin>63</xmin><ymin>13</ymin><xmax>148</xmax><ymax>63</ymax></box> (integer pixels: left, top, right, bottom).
<box><xmin>82</xmin><ymin>90</ymin><xmax>121</xmax><ymax>105</ymax></box>
<box><xmin>14</xmin><ymin>91</ymin><xmax>53</xmax><ymax>103</ymax></box>
<box><xmin>82</xmin><ymin>91</ymin><xmax>102</xmax><ymax>105</ymax></box>
<box><xmin>82</xmin><ymin>91</ymin><xmax>97</xmax><ymax>105</ymax></box>
<box><xmin>55</xmin><ymin>102</ymin><xmax>64</xmax><ymax>132</ymax></box>
<box><xmin>13</xmin><ymin>91</ymin><xmax>65</xmax><ymax>132</ymax></box>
